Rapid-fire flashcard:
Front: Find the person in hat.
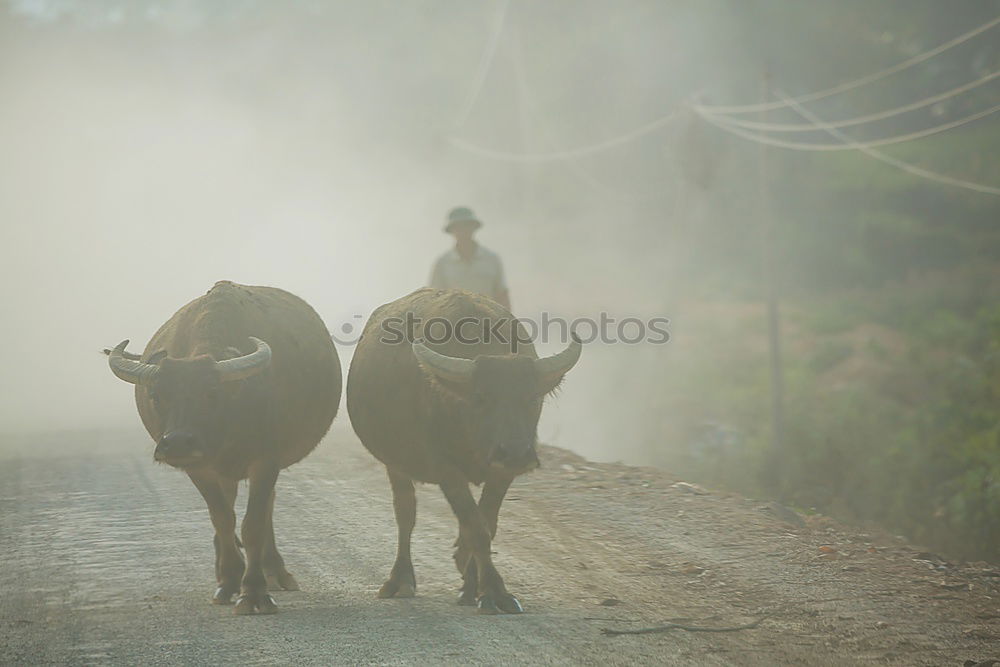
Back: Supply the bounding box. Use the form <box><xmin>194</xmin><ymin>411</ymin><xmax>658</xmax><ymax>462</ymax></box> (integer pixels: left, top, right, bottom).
<box><xmin>429</xmin><ymin>206</ymin><xmax>510</xmax><ymax>310</ymax></box>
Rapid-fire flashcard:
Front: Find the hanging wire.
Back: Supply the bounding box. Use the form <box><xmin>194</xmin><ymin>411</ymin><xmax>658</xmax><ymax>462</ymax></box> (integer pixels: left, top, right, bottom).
<box><xmin>775</xmin><ymin>89</ymin><xmax>1000</xmax><ymax>196</ymax></box>
<box><xmin>447</xmin><ymin>109</ymin><xmax>685</xmax><ymax>163</ymax></box>
<box><xmin>506</xmin><ymin>26</ymin><xmax>673</xmax><ymax>201</ymax></box>
<box><xmin>448</xmin><ymin>2</ymin><xmax>999</xmax><ymax>197</ymax></box>
<box><xmin>449</xmin><ymin>14</ymin><xmax>998</xmax><ymax>162</ymax></box>
<box><xmin>697</xmin><ymin>14</ymin><xmax>1000</xmax><ymax>115</ymax></box>
<box><xmin>693</xmin><ymin>101</ymin><xmax>1000</xmax><ymax>151</ymax></box>
<box><xmin>448</xmin><ymin>6</ymin><xmax>676</xmax><ymax>200</ymax></box>
<box><xmin>695</xmin><ymin>70</ymin><xmax>1000</xmax><ymax>132</ymax></box>
<box><xmin>452</xmin><ymin>0</ymin><xmax>511</xmax><ymax>130</ymax></box>
<box><xmin>447</xmin><ymin>0</ymin><xmax>686</xmax><ymax>163</ymax></box>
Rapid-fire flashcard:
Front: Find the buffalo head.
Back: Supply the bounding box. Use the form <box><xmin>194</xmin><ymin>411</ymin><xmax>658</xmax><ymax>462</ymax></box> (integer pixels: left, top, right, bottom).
<box><xmin>107</xmin><ymin>338</ymin><xmax>271</xmax><ymax>468</ymax></box>
<box><xmin>412</xmin><ymin>334</ymin><xmax>581</xmax><ymax>473</ymax></box>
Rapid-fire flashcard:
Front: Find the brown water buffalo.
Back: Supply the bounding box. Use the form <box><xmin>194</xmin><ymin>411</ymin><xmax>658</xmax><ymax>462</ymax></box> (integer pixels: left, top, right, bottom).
<box><xmin>105</xmin><ymin>280</ymin><xmax>341</xmax><ymax>614</ymax></box>
<box><xmin>346</xmin><ymin>288</ymin><xmax>581</xmax><ymax>614</ymax></box>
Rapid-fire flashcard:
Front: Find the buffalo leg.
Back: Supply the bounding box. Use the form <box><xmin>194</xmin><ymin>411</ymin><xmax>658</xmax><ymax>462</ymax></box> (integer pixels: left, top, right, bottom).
<box><xmin>457</xmin><ymin>474</ymin><xmax>513</xmax><ymax>606</ymax></box>
<box><xmin>262</xmin><ymin>489</ymin><xmax>299</xmax><ymax>591</ymax></box>
<box><xmin>377</xmin><ymin>469</ymin><xmax>417</xmax><ymax>598</ymax></box>
<box><xmin>234</xmin><ymin>464</ymin><xmax>280</xmax><ymax>615</ymax></box>
<box><xmin>188</xmin><ymin>472</ymin><xmax>244</xmax><ymax>605</ymax></box>
<box><xmin>440</xmin><ymin>479</ymin><xmax>522</xmax><ymax>614</ymax></box>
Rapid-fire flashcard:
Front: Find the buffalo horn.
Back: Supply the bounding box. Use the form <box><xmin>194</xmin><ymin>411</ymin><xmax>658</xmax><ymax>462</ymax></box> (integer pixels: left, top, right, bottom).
<box><xmin>534</xmin><ymin>333</ymin><xmax>583</xmax><ymax>385</ymax></box>
<box><xmin>108</xmin><ymin>340</ymin><xmax>160</xmax><ymax>385</ymax></box>
<box><xmin>412</xmin><ymin>339</ymin><xmax>476</xmax><ymax>383</ymax></box>
<box><xmin>216</xmin><ymin>337</ymin><xmax>272</xmax><ymax>382</ymax></box>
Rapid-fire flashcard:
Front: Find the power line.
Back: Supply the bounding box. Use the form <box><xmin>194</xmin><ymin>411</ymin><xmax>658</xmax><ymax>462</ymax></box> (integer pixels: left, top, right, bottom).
<box><xmin>449</xmin><ymin>14</ymin><xmax>998</xmax><ymax>161</ymax></box>
<box><xmin>695</xmin><ymin>70</ymin><xmax>1000</xmax><ymax>133</ymax></box>
<box><xmin>448</xmin><ymin>3</ymin><xmax>1000</xmax><ymax>197</ymax></box>
<box><xmin>452</xmin><ymin>0</ymin><xmax>511</xmax><ymax>130</ymax></box>
<box><xmin>697</xmin><ymin>14</ymin><xmax>1000</xmax><ymax>115</ymax></box>
<box><xmin>506</xmin><ymin>25</ymin><xmax>671</xmax><ymax>201</ymax></box>
<box><xmin>447</xmin><ymin>0</ymin><xmax>687</xmax><ymax>163</ymax></box>
<box><xmin>447</xmin><ymin>108</ymin><xmax>685</xmax><ymax>163</ymax></box>
<box><xmin>693</xmin><ymin>101</ymin><xmax>1000</xmax><ymax>151</ymax></box>
<box><xmin>447</xmin><ymin>2</ymin><xmax>676</xmax><ymax>199</ymax></box>
<box><xmin>776</xmin><ymin>89</ymin><xmax>1000</xmax><ymax>196</ymax></box>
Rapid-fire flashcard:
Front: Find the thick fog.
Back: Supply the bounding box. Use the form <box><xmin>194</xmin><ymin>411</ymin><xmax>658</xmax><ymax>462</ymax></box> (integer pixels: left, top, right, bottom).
<box><xmin>3</xmin><ymin>1</ymin><xmax>992</xmax><ymax>470</ymax></box>
<box><xmin>0</xmin><ymin>1</ymin><xmax>727</xmax><ymax>460</ymax></box>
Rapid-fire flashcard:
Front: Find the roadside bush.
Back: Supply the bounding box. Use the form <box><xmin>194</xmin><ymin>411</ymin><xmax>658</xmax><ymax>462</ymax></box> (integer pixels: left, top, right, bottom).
<box><xmin>656</xmin><ymin>278</ymin><xmax>1000</xmax><ymax>562</ymax></box>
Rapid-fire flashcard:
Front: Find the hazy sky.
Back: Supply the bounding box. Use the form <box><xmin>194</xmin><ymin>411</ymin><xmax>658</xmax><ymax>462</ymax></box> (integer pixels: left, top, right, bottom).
<box><xmin>0</xmin><ymin>1</ymin><xmax>725</xmax><ymax>457</ymax></box>
<box><xmin>5</xmin><ymin>0</ymin><xmax>976</xmax><ymax>463</ymax></box>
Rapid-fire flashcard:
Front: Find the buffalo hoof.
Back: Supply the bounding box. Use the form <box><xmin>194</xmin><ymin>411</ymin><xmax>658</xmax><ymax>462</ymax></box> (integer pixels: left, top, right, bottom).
<box><xmin>477</xmin><ymin>593</ymin><xmax>524</xmax><ymax>615</ymax></box>
<box><xmin>212</xmin><ymin>586</ymin><xmax>239</xmax><ymax>605</ymax></box>
<box><xmin>377</xmin><ymin>579</ymin><xmax>416</xmax><ymax>599</ymax></box>
<box><xmin>457</xmin><ymin>590</ymin><xmax>477</xmax><ymax>606</ymax></box>
<box><xmin>265</xmin><ymin>570</ymin><xmax>300</xmax><ymax>591</ymax></box>
<box><xmin>234</xmin><ymin>592</ymin><xmax>278</xmax><ymax>615</ymax></box>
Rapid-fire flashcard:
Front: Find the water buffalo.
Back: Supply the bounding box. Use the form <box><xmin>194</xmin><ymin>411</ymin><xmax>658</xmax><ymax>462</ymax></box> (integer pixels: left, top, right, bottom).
<box><xmin>346</xmin><ymin>288</ymin><xmax>581</xmax><ymax>614</ymax></box>
<box><xmin>105</xmin><ymin>280</ymin><xmax>341</xmax><ymax>614</ymax></box>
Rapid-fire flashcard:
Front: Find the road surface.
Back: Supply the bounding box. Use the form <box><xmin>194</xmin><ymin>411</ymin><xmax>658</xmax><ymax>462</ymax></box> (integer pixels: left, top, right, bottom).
<box><xmin>1</xmin><ymin>424</ymin><xmax>998</xmax><ymax>665</ymax></box>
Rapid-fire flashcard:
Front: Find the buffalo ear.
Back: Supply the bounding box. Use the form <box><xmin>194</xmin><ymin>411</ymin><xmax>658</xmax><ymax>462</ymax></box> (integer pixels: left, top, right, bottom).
<box><xmin>145</xmin><ymin>349</ymin><xmax>169</xmax><ymax>365</ymax></box>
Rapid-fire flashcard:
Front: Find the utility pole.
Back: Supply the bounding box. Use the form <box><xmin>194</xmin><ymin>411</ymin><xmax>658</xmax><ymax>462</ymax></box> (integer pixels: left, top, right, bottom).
<box><xmin>759</xmin><ymin>69</ymin><xmax>785</xmax><ymax>490</ymax></box>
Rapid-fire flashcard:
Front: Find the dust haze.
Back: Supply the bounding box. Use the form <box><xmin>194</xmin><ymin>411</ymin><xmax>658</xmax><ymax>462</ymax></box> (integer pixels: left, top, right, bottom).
<box><xmin>0</xmin><ymin>0</ymin><xmax>743</xmax><ymax>462</ymax></box>
<box><xmin>2</xmin><ymin>0</ymin><xmax>994</xmax><ymax>480</ymax></box>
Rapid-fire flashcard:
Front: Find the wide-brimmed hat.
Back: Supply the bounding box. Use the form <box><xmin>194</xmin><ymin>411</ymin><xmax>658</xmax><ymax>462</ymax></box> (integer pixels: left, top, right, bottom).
<box><xmin>444</xmin><ymin>206</ymin><xmax>483</xmax><ymax>233</ymax></box>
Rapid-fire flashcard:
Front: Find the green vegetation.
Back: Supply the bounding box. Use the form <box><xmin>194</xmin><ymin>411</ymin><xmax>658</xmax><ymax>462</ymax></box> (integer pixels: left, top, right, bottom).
<box><xmin>655</xmin><ymin>267</ymin><xmax>1000</xmax><ymax>562</ymax></box>
<box><xmin>644</xmin><ymin>1</ymin><xmax>1000</xmax><ymax>562</ymax></box>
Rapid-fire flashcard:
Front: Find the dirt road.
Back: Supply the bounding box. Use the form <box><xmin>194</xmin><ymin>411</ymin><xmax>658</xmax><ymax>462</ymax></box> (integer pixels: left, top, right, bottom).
<box><xmin>1</xmin><ymin>424</ymin><xmax>998</xmax><ymax>665</ymax></box>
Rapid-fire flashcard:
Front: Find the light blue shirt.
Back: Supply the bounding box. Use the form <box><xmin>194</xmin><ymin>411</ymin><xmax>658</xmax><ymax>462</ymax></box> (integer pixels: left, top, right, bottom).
<box><xmin>429</xmin><ymin>245</ymin><xmax>507</xmax><ymax>299</ymax></box>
